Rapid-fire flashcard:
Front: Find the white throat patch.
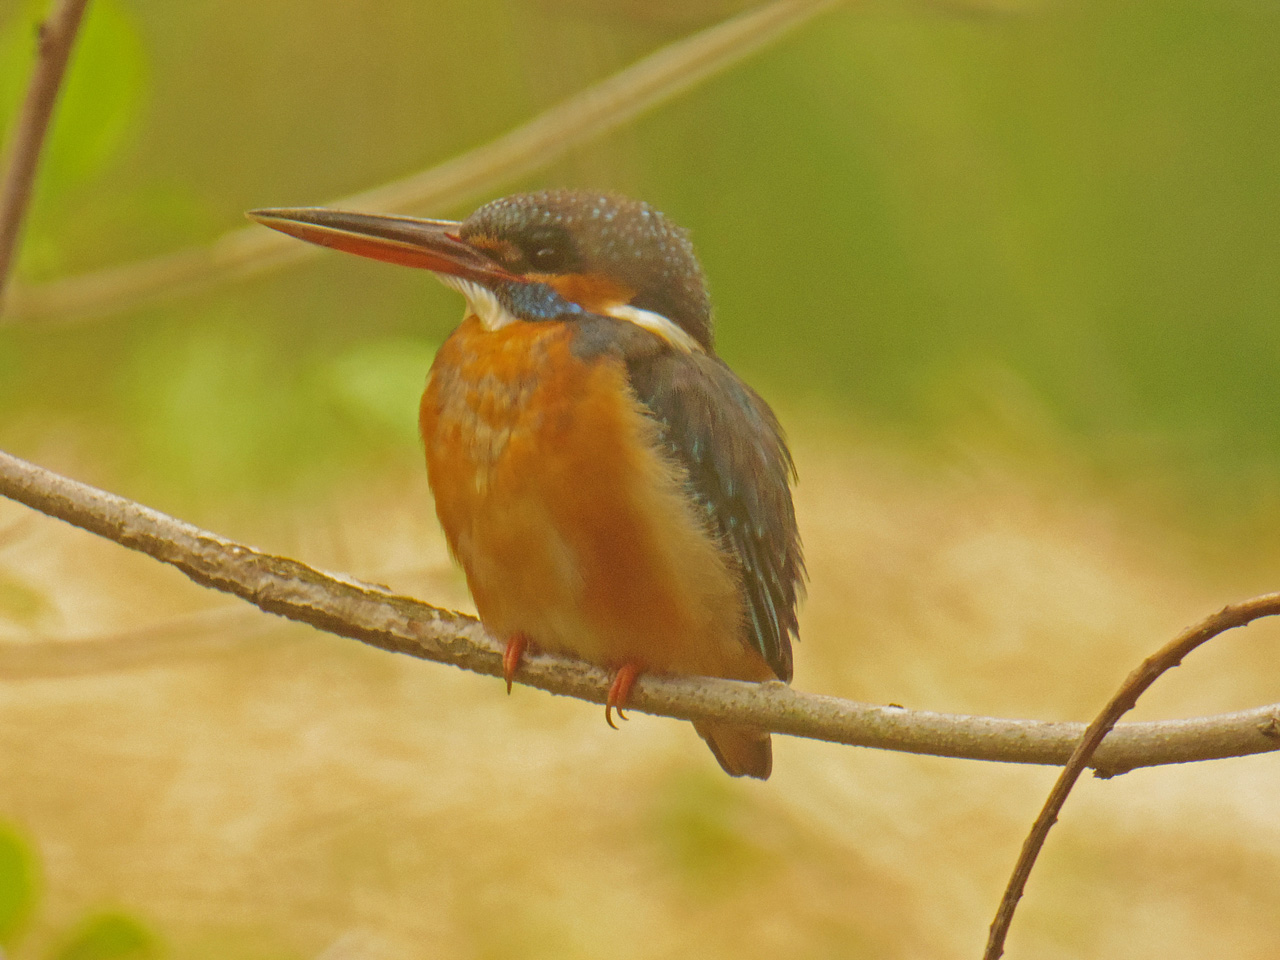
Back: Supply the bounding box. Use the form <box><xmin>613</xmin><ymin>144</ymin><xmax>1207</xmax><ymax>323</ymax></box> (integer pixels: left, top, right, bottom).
<box><xmin>434</xmin><ymin>273</ymin><xmax>521</xmax><ymax>331</ymax></box>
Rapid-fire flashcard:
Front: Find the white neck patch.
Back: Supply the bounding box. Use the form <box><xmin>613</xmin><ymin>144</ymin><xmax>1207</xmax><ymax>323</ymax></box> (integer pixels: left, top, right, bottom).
<box><xmin>602</xmin><ymin>303</ymin><xmax>702</xmax><ymax>353</ymax></box>
<box><xmin>435</xmin><ymin>273</ymin><xmax>702</xmax><ymax>353</ymax></box>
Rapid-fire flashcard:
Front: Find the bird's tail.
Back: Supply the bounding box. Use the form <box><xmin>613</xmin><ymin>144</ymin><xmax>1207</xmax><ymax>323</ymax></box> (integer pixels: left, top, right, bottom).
<box><xmin>693</xmin><ymin>720</ymin><xmax>772</xmax><ymax>779</ymax></box>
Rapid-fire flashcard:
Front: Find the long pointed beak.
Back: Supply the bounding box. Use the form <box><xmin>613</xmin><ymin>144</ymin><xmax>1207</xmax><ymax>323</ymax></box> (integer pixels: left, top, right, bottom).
<box><xmin>246</xmin><ymin>207</ymin><xmax>510</xmax><ymax>282</ymax></box>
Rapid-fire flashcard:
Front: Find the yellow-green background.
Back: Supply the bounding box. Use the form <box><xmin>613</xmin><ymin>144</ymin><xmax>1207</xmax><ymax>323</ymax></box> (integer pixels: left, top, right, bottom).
<box><xmin>1</xmin><ymin>0</ymin><xmax>1279</xmax><ymax>957</ymax></box>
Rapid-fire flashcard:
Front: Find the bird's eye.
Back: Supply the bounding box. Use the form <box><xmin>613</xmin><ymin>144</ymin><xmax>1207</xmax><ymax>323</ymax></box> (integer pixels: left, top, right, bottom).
<box><xmin>528</xmin><ymin>243</ymin><xmax>567</xmax><ymax>271</ymax></box>
<box><xmin>521</xmin><ymin>227</ymin><xmax>575</xmax><ymax>273</ymax></box>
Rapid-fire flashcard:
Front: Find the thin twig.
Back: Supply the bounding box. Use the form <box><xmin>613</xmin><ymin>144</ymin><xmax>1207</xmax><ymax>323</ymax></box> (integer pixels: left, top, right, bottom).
<box><xmin>983</xmin><ymin>595</ymin><xmax>1280</xmax><ymax>960</ymax></box>
<box><xmin>0</xmin><ymin>0</ymin><xmax>91</xmax><ymax>310</ymax></box>
<box><xmin>2</xmin><ymin>0</ymin><xmax>844</xmax><ymax>324</ymax></box>
<box><xmin>3</xmin><ymin>447</ymin><xmax>1279</xmax><ymax>770</ymax></box>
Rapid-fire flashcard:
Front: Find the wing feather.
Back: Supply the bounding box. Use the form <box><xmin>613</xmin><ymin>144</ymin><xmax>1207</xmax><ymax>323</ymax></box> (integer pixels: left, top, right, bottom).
<box><xmin>611</xmin><ymin>333</ymin><xmax>804</xmax><ymax>681</ymax></box>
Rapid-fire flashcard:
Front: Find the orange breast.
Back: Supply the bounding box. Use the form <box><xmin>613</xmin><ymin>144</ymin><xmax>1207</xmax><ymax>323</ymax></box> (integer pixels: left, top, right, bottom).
<box><xmin>419</xmin><ymin>315</ymin><xmax>771</xmax><ymax>682</ymax></box>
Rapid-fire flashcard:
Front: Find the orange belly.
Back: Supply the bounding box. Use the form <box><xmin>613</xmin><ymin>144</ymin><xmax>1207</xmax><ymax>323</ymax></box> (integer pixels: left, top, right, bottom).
<box><xmin>419</xmin><ymin>314</ymin><xmax>771</xmax><ymax>682</ymax></box>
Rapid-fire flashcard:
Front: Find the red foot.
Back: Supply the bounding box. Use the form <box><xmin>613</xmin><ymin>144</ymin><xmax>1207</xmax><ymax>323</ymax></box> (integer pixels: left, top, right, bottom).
<box><xmin>503</xmin><ymin>633</ymin><xmax>529</xmax><ymax>694</ymax></box>
<box><xmin>606</xmin><ymin>662</ymin><xmax>642</xmax><ymax>730</ymax></box>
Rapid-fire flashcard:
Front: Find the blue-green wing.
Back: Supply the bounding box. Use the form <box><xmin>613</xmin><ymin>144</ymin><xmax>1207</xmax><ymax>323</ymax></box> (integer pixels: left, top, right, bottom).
<box><xmin>621</xmin><ymin>342</ymin><xmax>804</xmax><ymax>681</ymax></box>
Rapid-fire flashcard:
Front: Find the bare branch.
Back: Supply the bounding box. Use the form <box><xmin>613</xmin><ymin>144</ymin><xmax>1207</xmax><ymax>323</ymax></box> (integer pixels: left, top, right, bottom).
<box><xmin>2</xmin><ymin>0</ymin><xmax>845</xmax><ymax>324</ymax></box>
<box><xmin>3</xmin><ymin>446</ymin><xmax>1278</xmax><ymax>771</ymax></box>
<box><xmin>0</xmin><ymin>0</ymin><xmax>91</xmax><ymax>310</ymax></box>
<box><xmin>983</xmin><ymin>594</ymin><xmax>1280</xmax><ymax>960</ymax></box>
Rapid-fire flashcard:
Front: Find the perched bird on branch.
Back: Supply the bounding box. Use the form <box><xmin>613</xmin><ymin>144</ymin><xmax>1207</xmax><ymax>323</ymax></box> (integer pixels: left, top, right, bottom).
<box><xmin>249</xmin><ymin>191</ymin><xmax>804</xmax><ymax>778</ymax></box>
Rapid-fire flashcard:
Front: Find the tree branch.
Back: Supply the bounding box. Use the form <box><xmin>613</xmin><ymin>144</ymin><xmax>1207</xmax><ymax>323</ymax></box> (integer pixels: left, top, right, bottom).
<box><xmin>983</xmin><ymin>593</ymin><xmax>1280</xmax><ymax>960</ymax></box>
<box><xmin>3</xmin><ymin>447</ymin><xmax>1278</xmax><ymax>771</ymax></box>
<box><xmin>1</xmin><ymin>0</ymin><xmax>844</xmax><ymax>325</ymax></box>
<box><xmin>0</xmin><ymin>0</ymin><xmax>91</xmax><ymax>310</ymax></box>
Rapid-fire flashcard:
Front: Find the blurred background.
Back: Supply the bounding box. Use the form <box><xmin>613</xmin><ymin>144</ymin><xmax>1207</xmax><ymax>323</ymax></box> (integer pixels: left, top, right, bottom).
<box><xmin>1</xmin><ymin>0</ymin><xmax>1279</xmax><ymax>957</ymax></box>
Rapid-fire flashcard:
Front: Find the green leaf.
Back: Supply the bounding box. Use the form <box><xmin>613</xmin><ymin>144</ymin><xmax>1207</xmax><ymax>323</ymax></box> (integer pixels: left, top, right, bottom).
<box><xmin>50</xmin><ymin>913</ymin><xmax>159</xmax><ymax>960</ymax></box>
<box><xmin>648</xmin><ymin>772</ymin><xmax>772</xmax><ymax>896</ymax></box>
<box><xmin>0</xmin><ymin>822</ymin><xmax>39</xmax><ymax>948</ymax></box>
<box><xmin>0</xmin><ymin>0</ymin><xmax>148</xmax><ymax>195</ymax></box>
<box><xmin>0</xmin><ymin>573</ymin><xmax>51</xmax><ymax>627</ymax></box>
<box><xmin>321</xmin><ymin>337</ymin><xmax>438</xmax><ymax>443</ymax></box>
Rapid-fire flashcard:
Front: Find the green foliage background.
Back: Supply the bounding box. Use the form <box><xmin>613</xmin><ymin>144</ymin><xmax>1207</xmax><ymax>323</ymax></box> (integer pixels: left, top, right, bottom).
<box><xmin>2</xmin><ymin>2</ymin><xmax>1280</xmax><ymax>958</ymax></box>
<box><xmin>2</xmin><ymin>0</ymin><xmax>1278</xmax><ymax>518</ymax></box>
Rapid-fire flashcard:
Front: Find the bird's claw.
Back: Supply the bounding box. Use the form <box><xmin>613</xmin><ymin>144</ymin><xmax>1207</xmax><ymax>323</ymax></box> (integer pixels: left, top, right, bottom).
<box><xmin>503</xmin><ymin>633</ymin><xmax>529</xmax><ymax>694</ymax></box>
<box><xmin>605</xmin><ymin>662</ymin><xmax>641</xmax><ymax>730</ymax></box>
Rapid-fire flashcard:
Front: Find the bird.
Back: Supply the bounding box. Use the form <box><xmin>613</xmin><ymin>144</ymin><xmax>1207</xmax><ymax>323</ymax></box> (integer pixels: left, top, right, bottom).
<box><xmin>247</xmin><ymin>190</ymin><xmax>804</xmax><ymax>778</ymax></box>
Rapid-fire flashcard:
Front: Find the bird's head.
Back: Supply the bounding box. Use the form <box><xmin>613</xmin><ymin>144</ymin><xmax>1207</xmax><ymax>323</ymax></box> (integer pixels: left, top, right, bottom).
<box><xmin>248</xmin><ymin>190</ymin><xmax>713</xmax><ymax>352</ymax></box>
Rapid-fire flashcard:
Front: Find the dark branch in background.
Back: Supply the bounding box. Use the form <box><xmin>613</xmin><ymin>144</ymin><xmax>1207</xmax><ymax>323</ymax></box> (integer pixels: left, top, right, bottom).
<box><xmin>1</xmin><ymin>0</ymin><xmax>845</xmax><ymax>325</ymax></box>
<box><xmin>982</xmin><ymin>594</ymin><xmax>1280</xmax><ymax>960</ymax></box>
<box><xmin>3</xmin><ymin>448</ymin><xmax>1278</xmax><ymax>771</ymax></box>
<box><xmin>0</xmin><ymin>0</ymin><xmax>91</xmax><ymax>310</ymax></box>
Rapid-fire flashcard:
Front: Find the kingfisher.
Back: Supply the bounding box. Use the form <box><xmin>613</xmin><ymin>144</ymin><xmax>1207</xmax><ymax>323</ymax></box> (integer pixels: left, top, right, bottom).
<box><xmin>248</xmin><ymin>191</ymin><xmax>804</xmax><ymax>778</ymax></box>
